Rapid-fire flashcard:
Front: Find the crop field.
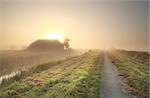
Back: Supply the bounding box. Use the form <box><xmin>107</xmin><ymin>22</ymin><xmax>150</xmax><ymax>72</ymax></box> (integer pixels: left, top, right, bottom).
<box><xmin>0</xmin><ymin>50</ymin><xmax>82</xmax><ymax>77</ymax></box>
<box><xmin>0</xmin><ymin>50</ymin><xmax>103</xmax><ymax>98</ymax></box>
<box><xmin>109</xmin><ymin>50</ymin><xmax>149</xmax><ymax>98</ymax></box>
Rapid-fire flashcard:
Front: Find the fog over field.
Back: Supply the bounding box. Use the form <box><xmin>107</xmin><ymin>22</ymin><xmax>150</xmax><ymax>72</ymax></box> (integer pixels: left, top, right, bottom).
<box><xmin>0</xmin><ymin>0</ymin><xmax>149</xmax><ymax>98</ymax></box>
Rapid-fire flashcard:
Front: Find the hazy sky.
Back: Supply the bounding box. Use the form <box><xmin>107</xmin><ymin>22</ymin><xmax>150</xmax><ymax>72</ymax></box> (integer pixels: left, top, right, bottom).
<box><xmin>0</xmin><ymin>0</ymin><xmax>149</xmax><ymax>51</ymax></box>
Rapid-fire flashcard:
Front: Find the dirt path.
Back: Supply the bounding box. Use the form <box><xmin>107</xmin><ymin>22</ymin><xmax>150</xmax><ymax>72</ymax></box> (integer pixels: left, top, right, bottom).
<box><xmin>100</xmin><ymin>53</ymin><xmax>134</xmax><ymax>98</ymax></box>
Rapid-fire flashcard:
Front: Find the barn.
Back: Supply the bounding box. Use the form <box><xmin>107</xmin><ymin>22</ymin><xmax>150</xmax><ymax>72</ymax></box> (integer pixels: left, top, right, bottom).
<box><xmin>27</xmin><ymin>39</ymin><xmax>64</xmax><ymax>51</ymax></box>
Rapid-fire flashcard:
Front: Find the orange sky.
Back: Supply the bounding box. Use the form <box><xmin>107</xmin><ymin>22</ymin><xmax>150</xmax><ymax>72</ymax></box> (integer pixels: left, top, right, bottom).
<box><xmin>0</xmin><ymin>0</ymin><xmax>149</xmax><ymax>51</ymax></box>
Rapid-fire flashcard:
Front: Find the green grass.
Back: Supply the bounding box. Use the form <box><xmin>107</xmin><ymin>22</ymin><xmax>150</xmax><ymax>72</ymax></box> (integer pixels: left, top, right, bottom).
<box><xmin>0</xmin><ymin>50</ymin><xmax>102</xmax><ymax>98</ymax></box>
<box><xmin>0</xmin><ymin>60</ymin><xmax>64</xmax><ymax>89</ymax></box>
<box><xmin>109</xmin><ymin>51</ymin><xmax>149</xmax><ymax>98</ymax></box>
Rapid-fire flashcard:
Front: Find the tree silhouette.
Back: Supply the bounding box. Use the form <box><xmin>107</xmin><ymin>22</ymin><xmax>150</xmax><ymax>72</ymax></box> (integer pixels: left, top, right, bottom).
<box><xmin>63</xmin><ymin>38</ymin><xmax>70</xmax><ymax>50</ymax></box>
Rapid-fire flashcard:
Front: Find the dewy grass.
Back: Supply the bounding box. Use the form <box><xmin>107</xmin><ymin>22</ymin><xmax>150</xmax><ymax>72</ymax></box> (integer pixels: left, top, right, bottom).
<box><xmin>0</xmin><ymin>60</ymin><xmax>62</xmax><ymax>89</ymax></box>
<box><xmin>0</xmin><ymin>55</ymin><xmax>81</xmax><ymax>89</ymax></box>
<box><xmin>109</xmin><ymin>51</ymin><xmax>149</xmax><ymax>98</ymax></box>
<box><xmin>0</xmin><ymin>50</ymin><xmax>103</xmax><ymax>98</ymax></box>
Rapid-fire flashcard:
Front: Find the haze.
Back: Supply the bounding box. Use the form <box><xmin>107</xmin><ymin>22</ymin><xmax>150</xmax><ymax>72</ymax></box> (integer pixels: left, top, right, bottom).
<box><xmin>0</xmin><ymin>0</ymin><xmax>148</xmax><ymax>51</ymax></box>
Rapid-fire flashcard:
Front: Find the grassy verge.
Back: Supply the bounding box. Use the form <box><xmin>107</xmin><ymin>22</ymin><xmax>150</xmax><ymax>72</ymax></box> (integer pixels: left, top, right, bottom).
<box><xmin>0</xmin><ymin>50</ymin><xmax>102</xmax><ymax>98</ymax></box>
<box><xmin>109</xmin><ymin>51</ymin><xmax>149</xmax><ymax>98</ymax></box>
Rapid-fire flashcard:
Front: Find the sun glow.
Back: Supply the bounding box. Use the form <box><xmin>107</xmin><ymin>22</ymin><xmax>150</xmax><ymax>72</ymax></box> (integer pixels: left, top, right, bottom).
<box><xmin>47</xmin><ymin>33</ymin><xmax>64</xmax><ymax>41</ymax></box>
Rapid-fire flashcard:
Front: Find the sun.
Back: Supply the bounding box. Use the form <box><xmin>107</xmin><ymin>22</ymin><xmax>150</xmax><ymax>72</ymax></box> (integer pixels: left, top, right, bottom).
<box><xmin>47</xmin><ymin>33</ymin><xmax>64</xmax><ymax>41</ymax></box>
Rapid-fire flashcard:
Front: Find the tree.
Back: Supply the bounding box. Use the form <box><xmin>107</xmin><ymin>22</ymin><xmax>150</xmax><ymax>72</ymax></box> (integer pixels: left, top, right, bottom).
<box><xmin>63</xmin><ymin>38</ymin><xmax>70</xmax><ymax>50</ymax></box>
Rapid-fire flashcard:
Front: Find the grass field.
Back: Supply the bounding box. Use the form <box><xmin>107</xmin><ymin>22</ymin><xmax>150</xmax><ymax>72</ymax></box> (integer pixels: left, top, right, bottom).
<box><xmin>0</xmin><ymin>50</ymin><xmax>103</xmax><ymax>98</ymax></box>
<box><xmin>109</xmin><ymin>50</ymin><xmax>149</xmax><ymax>98</ymax></box>
<box><xmin>0</xmin><ymin>50</ymin><xmax>81</xmax><ymax>77</ymax></box>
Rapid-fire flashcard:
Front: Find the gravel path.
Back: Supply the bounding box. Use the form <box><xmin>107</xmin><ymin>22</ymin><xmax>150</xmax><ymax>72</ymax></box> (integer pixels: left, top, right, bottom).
<box><xmin>100</xmin><ymin>53</ymin><xmax>135</xmax><ymax>98</ymax></box>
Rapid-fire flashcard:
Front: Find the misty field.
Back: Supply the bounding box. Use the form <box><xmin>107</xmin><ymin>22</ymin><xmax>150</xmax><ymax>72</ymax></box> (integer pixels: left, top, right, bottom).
<box><xmin>109</xmin><ymin>50</ymin><xmax>149</xmax><ymax>98</ymax></box>
<box><xmin>0</xmin><ymin>49</ymin><xmax>149</xmax><ymax>98</ymax></box>
<box><xmin>0</xmin><ymin>50</ymin><xmax>81</xmax><ymax>77</ymax></box>
<box><xmin>0</xmin><ymin>50</ymin><xmax>103</xmax><ymax>98</ymax></box>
